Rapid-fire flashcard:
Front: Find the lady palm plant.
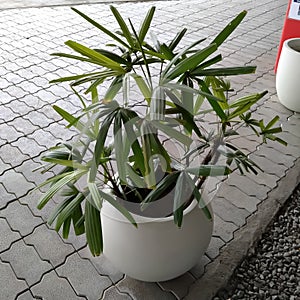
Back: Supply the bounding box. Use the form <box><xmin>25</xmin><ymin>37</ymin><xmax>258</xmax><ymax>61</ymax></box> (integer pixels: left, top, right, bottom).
<box><xmin>36</xmin><ymin>6</ymin><xmax>285</xmax><ymax>256</ymax></box>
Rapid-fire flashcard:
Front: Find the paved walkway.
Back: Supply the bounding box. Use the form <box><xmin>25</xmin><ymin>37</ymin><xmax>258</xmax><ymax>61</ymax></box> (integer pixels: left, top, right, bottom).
<box><xmin>0</xmin><ymin>0</ymin><xmax>298</xmax><ymax>299</ymax></box>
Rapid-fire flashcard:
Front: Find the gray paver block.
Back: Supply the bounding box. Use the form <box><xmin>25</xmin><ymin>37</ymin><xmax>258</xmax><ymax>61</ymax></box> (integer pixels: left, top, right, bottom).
<box><xmin>255</xmin><ymin>145</ymin><xmax>295</xmax><ymax>168</ymax></box>
<box><xmin>0</xmin><ymin>239</ymin><xmax>52</xmax><ymax>286</ymax></box>
<box><xmin>79</xmin><ymin>247</ymin><xmax>123</xmax><ymax>284</ymax></box>
<box><xmin>217</xmin><ymin>184</ymin><xmax>261</xmax><ymax>214</ymax></box>
<box><xmin>205</xmin><ymin>236</ymin><xmax>225</xmax><ymax>260</ymax></box>
<box><xmin>213</xmin><ymin>214</ymin><xmax>238</xmax><ymax>243</ymax></box>
<box><xmin>117</xmin><ymin>276</ymin><xmax>176</xmax><ymax>300</ymax></box>
<box><xmin>226</xmin><ymin>173</ymin><xmax>270</xmax><ymax>201</ymax></box>
<box><xmin>248</xmin><ymin>153</ymin><xmax>287</xmax><ymax>177</ymax></box>
<box><xmin>0</xmin><ymin>123</ymin><xmax>22</xmax><ymax>143</ymax></box>
<box><xmin>212</xmin><ymin>197</ymin><xmax>250</xmax><ymax>227</ymax></box>
<box><xmin>24</xmin><ymin>224</ymin><xmax>74</xmax><ymax>267</ymax></box>
<box><xmin>0</xmin><ymin>201</ymin><xmax>43</xmax><ymax>236</ymax></box>
<box><xmin>56</xmin><ymin>252</ymin><xmax>112</xmax><ymax>299</ymax></box>
<box><xmin>189</xmin><ymin>255</ymin><xmax>211</xmax><ymax>279</ymax></box>
<box><xmin>0</xmin><ymin>144</ymin><xmax>30</xmax><ymax>167</ymax></box>
<box><xmin>247</xmin><ymin>171</ymin><xmax>279</xmax><ymax>189</ymax></box>
<box><xmin>1</xmin><ymin>169</ymin><xmax>35</xmax><ymax>198</ymax></box>
<box><xmin>102</xmin><ymin>286</ymin><xmax>133</xmax><ymax>300</ymax></box>
<box><xmin>158</xmin><ymin>272</ymin><xmax>195</xmax><ymax>299</ymax></box>
<box><xmin>0</xmin><ymin>218</ymin><xmax>21</xmax><ymax>252</ymax></box>
<box><xmin>16</xmin><ymin>290</ymin><xmax>34</xmax><ymax>300</ymax></box>
<box><xmin>19</xmin><ymin>189</ymin><xmax>57</xmax><ymax>222</ymax></box>
<box><xmin>9</xmin><ymin>117</ymin><xmax>39</xmax><ymax>136</ymax></box>
<box><xmin>31</xmin><ymin>270</ymin><xmax>85</xmax><ymax>300</ymax></box>
<box><xmin>0</xmin><ymin>184</ymin><xmax>15</xmax><ymax>209</ymax></box>
<box><xmin>0</xmin><ymin>260</ymin><xmax>27</xmax><ymax>299</ymax></box>
<box><xmin>12</xmin><ymin>136</ymin><xmax>46</xmax><ymax>158</ymax></box>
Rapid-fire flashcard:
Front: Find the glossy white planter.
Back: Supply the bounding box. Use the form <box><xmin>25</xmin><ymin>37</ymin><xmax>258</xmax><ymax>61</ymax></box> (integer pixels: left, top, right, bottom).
<box><xmin>276</xmin><ymin>38</ymin><xmax>300</xmax><ymax>112</ymax></box>
<box><xmin>101</xmin><ymin>199</ymin><xmax>213</xmax><ymax>282</ymax></box>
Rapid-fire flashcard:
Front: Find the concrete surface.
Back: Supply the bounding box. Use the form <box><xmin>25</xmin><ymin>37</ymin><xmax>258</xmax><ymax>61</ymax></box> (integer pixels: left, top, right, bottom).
<box><xmin>0</xmin><ymin>0</ymin><xmax>298</xmax><ymax>299</ymax></box>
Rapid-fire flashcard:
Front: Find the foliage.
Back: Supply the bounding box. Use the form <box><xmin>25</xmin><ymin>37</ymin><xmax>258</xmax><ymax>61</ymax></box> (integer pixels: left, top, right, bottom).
<box><xmin>35</xmin><ymin>6</ymin><xmax>285</xmax><ymax>256</ymax></box>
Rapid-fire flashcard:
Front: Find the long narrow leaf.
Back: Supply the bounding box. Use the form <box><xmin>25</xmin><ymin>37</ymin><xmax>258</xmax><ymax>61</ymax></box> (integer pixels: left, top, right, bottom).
<box><xmin>211</xmin><ymin>10</ymin><xmax>247</xmax><ymax>47</ymax></box>
<box><xmin>110</xmin><ymin>6</ymin><xmax>135</xmax><ymax>47</ymax></box>
<box><xmin>71</xmin><ymin>7</ymin><xmax>130</xmax><ymax>49</ymax></box>
<box><xmin>138</xmin><ymin>6</ymin><xmax>155</xmax><ymax>43</ymax></box>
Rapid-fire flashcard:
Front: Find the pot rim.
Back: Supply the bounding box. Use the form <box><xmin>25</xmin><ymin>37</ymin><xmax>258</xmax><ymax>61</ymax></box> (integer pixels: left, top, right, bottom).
<box><xmin>284</xmin><ymin>38</ymin><xmax>300</xmax><ymax>54</ymax></box>
<box><xmin>101</xmin><ymin>198</ymin><xmax>205</xmax><ymax>224</ymax></box>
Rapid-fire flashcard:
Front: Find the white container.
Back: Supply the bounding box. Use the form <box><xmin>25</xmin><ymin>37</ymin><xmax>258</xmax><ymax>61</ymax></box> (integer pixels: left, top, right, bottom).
<box><xmin>101</xmin><ymin>199</ymin><xmax>213</xmax><ymax>282</ymax></box>
<box><xmin>276</xmin><ymin>38</ymin><xmax>300</xmax><ymax>112</ymax></box>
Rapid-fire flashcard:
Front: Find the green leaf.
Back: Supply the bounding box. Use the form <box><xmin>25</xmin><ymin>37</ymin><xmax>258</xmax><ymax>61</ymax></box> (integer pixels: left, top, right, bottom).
<box><xmin>53</xmin><ymin>105</ymin><xmax>95</xmax><ymax>139</ymax></box>
<box><xmin>110</xmin><ymin>6</ymin><xmax>135</xmax><ymax>47</ymax></box>
<box><xmin>104</xmin><ymin>75</ymin><xmax>123</xmax><ymax>102</ymax></box>
<box><xmin>165</xmin><ymin>43</ymin><xmax>218</xmax><ymax>81</ymax></box>
<box><xmin>162</xmin><ymin>38</ymin><xmax>207</xmax><ymax>77</ymax></box>
<box><xmin>141</xmin><ymin>171</ymin><xmax>180</xmax><ymax>208</ymax></box>
<box><xmin>192</xmin><ymin>186</ymin><xmax>212</xmax><ymax>220</ymax></box>
<box><xmin>54</xmin><ymin>192</ymin><xmax>85</xmax><ymax>232</ymax></box>
<box><xmin>211</xmin><ymin>10</ymin><xmax>247</xmax><ymax>47</ymax></box>
<box><xmin>169</xmin><ymin>28</ymin><xmax>187</xmax><ymax>51</ymax></box>
<box><xmin>174</xmin><ymin>172</ymin><xmax>193</xmax><ymax>227</ymax></box>
<box><xmin>87</xmin><ymin>182</ymin><xmax>103</xmax><ymax>211</ymax></box>
<box><xmin>98</xmin><ymin>190</ymin><xmax>137</xmax><ymax>226</ymax></box>
<box><xmin>94</xmin><ymin>49</ymin><xmax>131</xmax><ymax>66</ymax></box>
<box><xmin>71</xmin><ymin>7</ymin><xmax>130</xmax><ymax>49</ymax></box>
<box><xmin>49</xmin><ymin>71</ymin><xmax>103</xmax><ymax>84</ymax></box>
<box><xmin>130</xmin><ymin>74</ymin><xmax>151</xmax><ymax>104</ymax></box>
<box><xmin>151</xmin><ymin>120</ymin><xmax>192</xmax><ymax>146</ymax></box>
<box><xmin>85</xmin><ymin>200</ymin><xmax>103</xmax><ymax>256</ymax></box>
<box><xmin>191</xmin><ymin>66</ymin><xmax>256</xmax><ymax>77</ymax></box>
<box><xmin>185</xmin><ymin>165</ymin><xmax>231</xmax><ymax>176</ymax></box>
<box><xmin>139</xmin><ymin>6</ymin><xmax>156</xmax><ymax>43</ymax></box>
<box><xmin>191</xmin><ymin>54</ymin><xmax>222</xmax><ymax>73</ymax></box>
<box><xmin>65</xmin><ymin>40</ymin><xmax>125</xmax><ymax>72</ymax></box>
<box><xmin>62</xmin><ymin>217</ymin><xmax>72</xmax><ymax>239</ymax></box>
<box><xmin>90</xmin><ymin>111</ymin><xmax>118</xmax><ymax>181</ymax></box>
<box><xmin>113</xmin><ymin>112</ymin><xmax>127</xmax><ymax>183</ymax></box>
<box><xmin>37</xmin><ymin>170</ymin><xmax>87</xmax><ymax>210</ymax></box>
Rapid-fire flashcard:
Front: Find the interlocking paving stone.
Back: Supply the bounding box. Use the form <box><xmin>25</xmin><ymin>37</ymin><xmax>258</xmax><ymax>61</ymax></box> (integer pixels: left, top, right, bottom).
<box><xmin>255</xmin><ymin>145</ymin><xmax>296</xmax><ymax>168</ymax></box>
<box><xmin>0</xmin><ymin>218</ymin><xmax>21</xmax><ymax>252</ymax></box>
<box><xmin>0</xmin><ymin>183</ymin><xmax>16</xmax><ymax>209</ymax></box>
<box><xmin>205</xmin><ymin>236</ymin><xmax>225</xmax><ymax>260</ymax></box>
<box><xmin>158</xmin><ymin>272</ymin><xmax>196</xmax><ymax>299</ymax></box>
<box><xmin>19</xmin><ymin>189</ymin><xmax>57</xmax><ymax>221</ymax></box>
<box><xmin>0</xmin><ymin>260</ymin><xmax>27</xmax><ymax>300</ymax></box>
<box><xmin>213</xmin><ymin>214</ymin><xmax>238</xmax><ymax>243</ymax></box>
<box><xmin>226</xmin><ymin>173</ymin><xmax>270</xmax><ymax>201</ymax></box>
<box><xmin>212</xmin><ymin>197</ymin><xmax>250</xmax><ymax>227</ymax></box>
<box><xmin>117</xmin><ymin>276</ymin><xmax>176</xmax><ymax>300</ymax></box>
<box><xmin>0</xmin><ymin>123</ymin><xmax>23</xmax><ymax>143</ymax></box>
<box><xmin>101</xmin><ymin>286</ymin><xmax>133</xmax><ymax>300</ymax></box>
<box><xmin>0</xmin><ymin>144</ymin><xmax>30</xmax><ymax>167</ymax></box>
<box><xmin>10</xmin><ymin>117</ymin><xmax>39</xmax><ymax>136</ymax></box>
<box><xmin>1</xmin><ymin>169</ymin><xmax>35</xmax><ymax>198</ymax></box>
<box><xmin>79</xmin><ymin>247</ymin><xmax>124</xmax><ymax>284</ymax></box>
<box><xmin>0</xmin><ymin>157</ymin><xmax>10</xmax><ymax>176</ymax></box>
<box><xmin>248</xmin><ymin>153</ymin><xmax>287</xmax><ymax>178</ymax></box>
<box><xmin>16</xmin><ymin>290</ymin><xmax>34</xmax><ymax>300</ymax></box>
<box><xmin>189</xmin><ymin>254</ymin><xmax>211</xmax><ymax>279</ymax></box>
<box><xmin>0</xmin><ymin>201</ymin><xmax>43</xmax><ymax>237</ymax></box>
<box><xmin>0</xmin><ymin>239</ymin><xmax>52</xmax><ymax>286</ymax></box>
<box><xmin>12</xmin><ymin>136</ymin><xmax>46</xmax><ymax>158</ymax></box>
<box><xmin>56</xmin><ymin>253</ymin><xmax>112</xmax><ymax>299</ymax></box>
<box><xmin>24</xmin><ymin>224</ymin><xmax>75</xmax><ymax>267</ymax></box>
<box><xmin>0</xmin><ymin>0</ymin><xmax>295</xmax><ymax>299</ymax></box>
<box><xmin>31</xmin><ymin>270</ymin><xmax>86</xmax><ymax>300</ymax></box>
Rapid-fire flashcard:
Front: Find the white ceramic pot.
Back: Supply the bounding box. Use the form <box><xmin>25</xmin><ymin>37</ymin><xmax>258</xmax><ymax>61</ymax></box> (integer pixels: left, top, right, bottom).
<box><xmin>101</xmin><ymin>199</ymin><xmax>213</xmax><ymax>282</ymax></box>
<box><xmin>276</xmin><ymin>38</ymin><xmax>300</xmax><ymax>112</ymax></box>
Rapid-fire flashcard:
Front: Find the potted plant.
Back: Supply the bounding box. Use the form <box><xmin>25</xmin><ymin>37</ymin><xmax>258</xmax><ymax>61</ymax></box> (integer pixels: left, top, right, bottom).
<box><xmin>35</xmin><ymin>6</ymin><xmax>285</xmax><ymax>282</ymax></box>
<box><xmin>276</xmin><ymin>37</ymin><xmax>300</xmax><ymax>112</ymax></box>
